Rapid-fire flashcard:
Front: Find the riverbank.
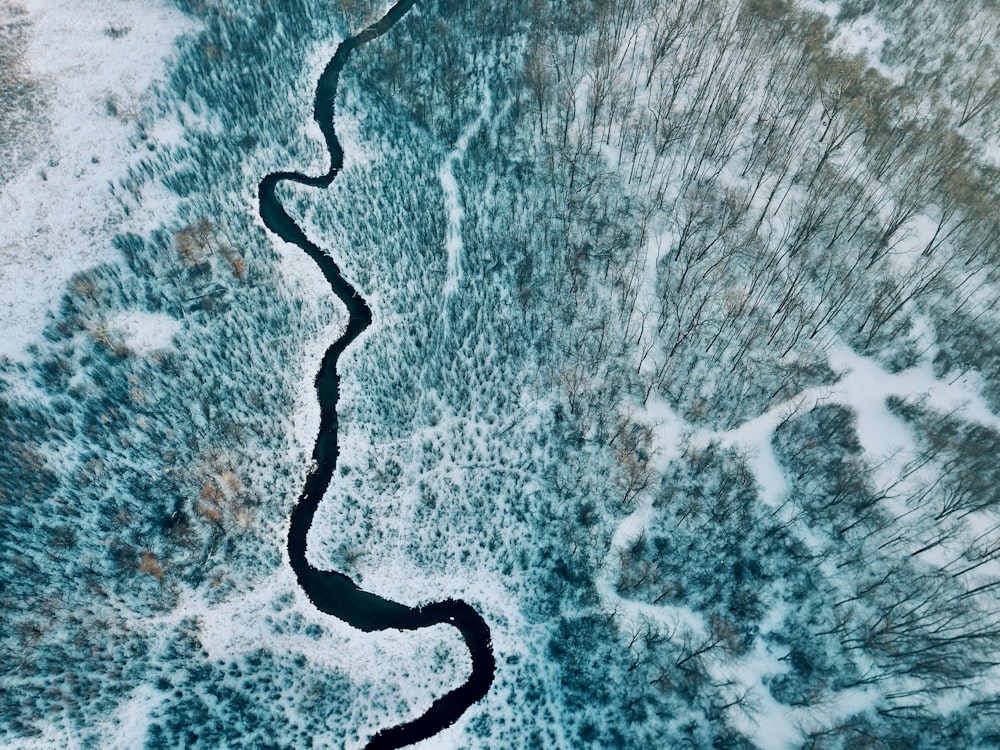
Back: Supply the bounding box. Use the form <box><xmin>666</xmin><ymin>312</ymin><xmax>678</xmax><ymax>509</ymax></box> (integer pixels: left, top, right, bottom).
<box><xmin>257</xmin><ymin>1</ymin><xmax>495</xmax><ymax>746</ymax></box>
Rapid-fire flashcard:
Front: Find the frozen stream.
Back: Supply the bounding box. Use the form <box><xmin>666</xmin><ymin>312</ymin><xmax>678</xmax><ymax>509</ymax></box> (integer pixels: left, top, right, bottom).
<box><xmin>257</xmin><ymin>1</ymin><xmax>495</xmax><ymax>747</ymax></box>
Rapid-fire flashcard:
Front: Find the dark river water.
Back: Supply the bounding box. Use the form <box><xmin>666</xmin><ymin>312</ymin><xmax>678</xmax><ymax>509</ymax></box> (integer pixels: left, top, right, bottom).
<box><xmin>257</xmin><ymin>1</ymin><xmax>495</xmax><ymax>747</ymax></box>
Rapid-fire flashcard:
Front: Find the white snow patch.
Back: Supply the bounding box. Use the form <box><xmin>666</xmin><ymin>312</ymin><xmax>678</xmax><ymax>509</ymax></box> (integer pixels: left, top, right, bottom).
<box><xmin>107</xmin><ymin>310</ymin><xmax>182</xmax><ymax>355</ymax></box>
<box><xmin>0</xmin><ymin>0</ymin><xmax>195</xmax><ymax>360</ymax></box>
<box><xmin>687</xmin><ymin>342</ymin><xmax>1000</xmax><ymax>498</ymax></box>
<box><xmin>439</xmin><ymin>88</ymin><xmax>491</xmax><ymax>301</ymax></box>
<box><xmin>833</xmin><ymin>14</ymin><xmax>892</xmax><ymax>73</ymax></box>
<box><xmin>797</xmin><ymin>1</ymin><xmax>903</xmax><ymax>82</ymax></box>
<box><xmin>102</xmin><ymin>684</ymin><xmax>165</xmax><ymax>750</ymax></box>
<box><xmin>798</xmin><ymin>0</ymin><xmax>840</xmax><ymax>15</ymax></box>
<box><xmin>638</xmin><ymin>393</ymin><xmax>689</xmax><ymax>470</ymax></box>
<box><xmin>270</xmin><ymin>237</ymin><xmax>348</xmax><ymax>463</ymax></box>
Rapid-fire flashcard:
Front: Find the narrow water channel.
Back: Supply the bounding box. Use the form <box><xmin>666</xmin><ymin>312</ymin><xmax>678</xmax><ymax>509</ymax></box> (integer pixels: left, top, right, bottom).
<box><xmin>257</xmin><ymin>2</ymin><xmax>495</xmax><ymax>747</ymax></box>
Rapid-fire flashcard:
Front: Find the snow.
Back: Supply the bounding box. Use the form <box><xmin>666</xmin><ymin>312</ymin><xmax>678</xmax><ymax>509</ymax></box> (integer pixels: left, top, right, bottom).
<box><xmin>0</xmin><ymin>0</ymin><xmax>195</xmax><ymax>360</ymax></box>
<box><xmin>639</xmin><ymin>393</ymin><xmax>688</xmax><ymax>471</ymax></box>
<box><xmin>189</xmin><ymin>569</ymin><xmax>467</xmax><ymax>689</ymax></box>
<box><xmin>143</xmin><ymin>565</ymin><xmax>473</xmax><ymax>750</ymax></box>
<box><xmin>438</xmin><ymin>87</ymin><xmax>491</xmax><ymax>301</ymax></box>
<box><xmin>107</xmin><ymin>309</ymin><xmax>182</xmax><ymax>355</ymax></box>
<box><xmin>721</xmin><ymin>655</ymin><xmax>875</xmax><ymax>750</ymax></box>
<box><xmin>8</xmin><ymin>685</ymin><xmax>167</xmax><ymax>750</ymax></box>
<box><xmin>4</xmin><ymin>0</ymin><xmax>999</xmax><ymax>746</ymax></box>
<box><xmin>603</xmin><ymin>330</ymin><xmax>1000</xmax><ymax>749</ymax></box>
<box><xmin>833</xmin><ymin>16</ymin><xmax>890</xmax><ymax>63</ymax></box>
<box><xmin>673</xmin><ymin>341</ymin><xmax>1000</xmax><ymax>493</ymax></box>
<box><xmin>797</xmin><ymin>0</ymin><xmax>903</xmax><ymax>83</ymax></box>
<box><xmin>798</xmin><ymin>0</ymin><xmax>840</xmax><ymax>15</ymax></box>
<box><xmin>103</xmin><ymin>685</ymin><xmax>165</xmax><ymax>750</ymax></box>
<box><xmin>270</xmin><ymin>235</ymin><xmax>348</xmax><ymax>463</ymax></box>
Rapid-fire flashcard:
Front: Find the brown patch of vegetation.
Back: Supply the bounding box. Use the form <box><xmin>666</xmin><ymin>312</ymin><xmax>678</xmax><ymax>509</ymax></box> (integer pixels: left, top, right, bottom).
<box><xmin>175</xmin><ymin>217</ymin><xmax>216</xmax><ymax>267</ymax></box>
<box><xmin>89</xmin><ymin>325</ymin><xmax>129</xmax><ymax>356</ymax></box>
<box><xmin>199</xmin><ymin>480</ymin><xmax>224</xmax><ymax>502</ymax></box>
<box><xmin>219</xmin><ymin>470</ymin><xmax>242</xmax><ymax>494</ymax></box>
<box><xmin>138</xmin><ymin>551</ymin><xmax>164</xmax><ymax>580</ymax></box>
<box><xmin>195</xmin><ymin>501</ymin><xmax>222</xmax><ymax>523</ymax></box>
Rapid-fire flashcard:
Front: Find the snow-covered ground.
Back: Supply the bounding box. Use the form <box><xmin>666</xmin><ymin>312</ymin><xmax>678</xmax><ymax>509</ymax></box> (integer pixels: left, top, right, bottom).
<box><xmin>0</xmin><ymin>0</ymin><xmax>194</xmax><ymax>360</ymax></box>
<box><xmin>604</xmin><ymin>332</ymin><xmax>1000</xmax><ymax>749</ymax></box>
<box><xmin>4</xmin><ymin>0</ymin><xmax>1000</xmax><ymax>747</ymax></box>
<box><xmin>439</xmin><ymin>87</ymin><xmax>491</xmax><ymax>302</ymax></box>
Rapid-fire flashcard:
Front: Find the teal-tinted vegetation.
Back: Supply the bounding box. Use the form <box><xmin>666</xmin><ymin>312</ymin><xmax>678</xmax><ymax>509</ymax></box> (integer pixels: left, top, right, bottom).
<box><xmin>2</xmin><ymin>0</ymin><xmax>1000</xmax><ymax>747</ymax></box>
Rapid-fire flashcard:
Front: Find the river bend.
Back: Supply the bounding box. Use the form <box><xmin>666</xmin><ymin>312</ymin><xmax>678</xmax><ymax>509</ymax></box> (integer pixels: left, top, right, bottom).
<box><xmin>256</xmin><ymin>2</ymin><xmax>496</xmax><ymax>747</ymax></box>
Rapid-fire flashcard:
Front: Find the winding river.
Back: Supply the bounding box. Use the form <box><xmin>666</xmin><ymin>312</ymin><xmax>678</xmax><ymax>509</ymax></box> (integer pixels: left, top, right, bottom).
<box><xmin>256</xmin><ymin>2</ymin><xmax>495</xmax><ymax>747</ymax></box>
